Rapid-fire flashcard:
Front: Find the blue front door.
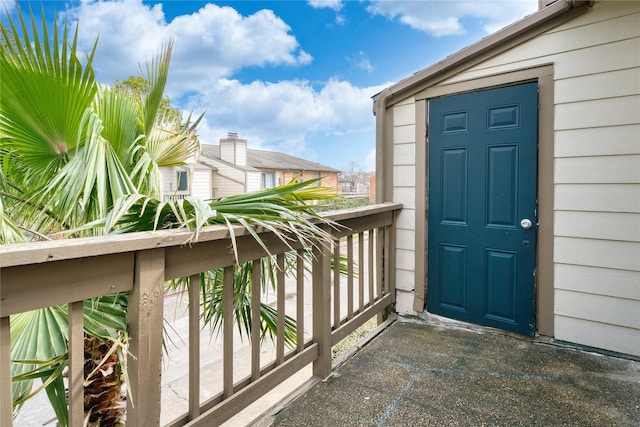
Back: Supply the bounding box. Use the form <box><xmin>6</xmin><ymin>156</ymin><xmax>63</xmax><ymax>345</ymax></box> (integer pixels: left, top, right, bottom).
<box><xmin>427</xmin><ymin>83</ymin><xmax>538</xmax><ymax>336</ymax></box>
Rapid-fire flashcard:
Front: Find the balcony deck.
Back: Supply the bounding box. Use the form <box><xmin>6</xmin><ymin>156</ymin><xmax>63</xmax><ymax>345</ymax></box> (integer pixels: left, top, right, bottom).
<box><xmin>266</xmin><ymin>318</ymin><xmax>640</xmax><ymax>427</ymax></box>
<box><xmin>3</xmin><ymin>201</ymin><xmax>639</xmax><ymax>426</ymax></box>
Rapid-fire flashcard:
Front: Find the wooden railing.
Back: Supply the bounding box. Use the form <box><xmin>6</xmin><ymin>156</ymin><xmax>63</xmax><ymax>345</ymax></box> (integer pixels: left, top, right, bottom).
<box><xmin>0</xmin><ymin>203</ymin><xmax>401</xmax><ymax>426</ymax></box>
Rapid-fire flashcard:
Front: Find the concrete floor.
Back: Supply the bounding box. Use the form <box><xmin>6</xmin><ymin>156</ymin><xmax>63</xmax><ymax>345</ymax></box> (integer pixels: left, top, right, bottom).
<box><xmin>267</xmin><ymin>318</ymin><xmax>640</xmax><ymax>427</ymax></box>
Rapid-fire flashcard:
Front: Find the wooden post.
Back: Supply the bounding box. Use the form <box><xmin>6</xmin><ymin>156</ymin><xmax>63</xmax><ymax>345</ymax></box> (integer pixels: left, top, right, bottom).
<box><xmin>296</xmin><ymin>250</ymin><xmax>305</xmax><ymax>352</ymax></box>
<box><xmin>312</xmin><ymin>240</ymin><xmax>332</xmax><ymax>379</ymax></box>
<box><xmin>276</xmin><ymin>254</ymin><xmax>285</xmax><ymax>364</ymax></box>
<box><xmin>223</xmin><ymin>266</ymin><xmax>234</xmax><ymax>399</ymax></box>
<box><xmin>188</xmin><ymin>274</ymin><xmax>201</xmax><ymax>420</ymax></box>
<box><xmin>68</xmin><ymin>301</ymin><xmax>84</xmax><ymax>427</ymax></box>
<box><xmin>1</xmin><ymin>316</ymin><xmax>13</xmax><ymax>427</ymax></box>
<box><xmin>347</xmin><ymin>235</ymin><xmax>354</xmax><ymax>320</ymax></box>
<box><xmin>251</xmin><ymin>261</ymin><xmax>261</xmax><ymax>381</ymax></box>
<box><xmin>127</xmin><ymin>248</ymin><xmax>165</xmax><ymax>427</ymax></box>
<box><xmin>376</xmin><ymin>227</ymin><xmax>385</xmax><ymax>325</ymax></box>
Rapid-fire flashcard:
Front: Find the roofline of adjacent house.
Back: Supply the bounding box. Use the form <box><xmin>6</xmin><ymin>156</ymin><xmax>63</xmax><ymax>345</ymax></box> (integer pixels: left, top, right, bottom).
<box><xmin>372</xmin><ymin>0</ymin><xmax>594</xmax><ymax>111</ymax></box>
<box><xmin>201</xmin><ymin>144</ymin><xmax>340</xmax><ymax>173</ymax></box>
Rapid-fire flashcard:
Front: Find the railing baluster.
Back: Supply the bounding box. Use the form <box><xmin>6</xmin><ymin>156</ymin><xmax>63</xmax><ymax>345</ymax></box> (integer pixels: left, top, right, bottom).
<box><xmin>386</xmin><ymin>224</ymin><xmax>395</xmax><ymax>303</ymax></box>
<box><xmin>68</xmin><ymin>301</ymin><xmax>84</xmax><ymax>427</ymax></box>
<box><xmin>127</xmin><ymin>248</ymin><xmax>165</xmax><ymax>426</ymax></box>
<box><xmin>333</xmin><ymin>241</ymin><xmax>341</xmax><ymax>328</ymax></box>
<box><xmin>223</xmin><ymin>266</ymin><xmax>234</xmax><ymax>399</ymax></box>
<box><xmin>368</xmin><ymin>229</ymin><xmax>374</xmax><ymax>305</ymax></box>
<box><xmin>251</xmin><ymin>260</ymin><xmax>261</xmax><ymax>381</ymax></box>
<box><xmin>188</xmin><ymin>274</ymin><xmax>201</xmax><ymax>419</ymax></box>
<box><xmin>276</xmin><ymin>254</ymin><xmax>285</xmax><ymax>364</ymax></box>
<box><xmin>296</xmin><ymin>249</ymin><xmax>305</xmax><ymax>352</ymax></box>
<box><xmin>312</xmin><ymin>240</ymin><xmax>332</xmax><ymax>379</ymax></box>
<box><xmin>376</xmin><ymin>227</ymin><xmax>384</xmax><ymax>298</ymax></box>
<box><xmin>358</xmin><ymin>232</ymin><xmax>365</xmax><ymax>312</ymax></box>
<box><xmin>1</xmin><ymin>316</ymin><xmax>13</xmax><ymax>427</ymax></box>
<box><xmin>347</xmin><ymin>235</ymin><xmax>354</xmax><ymax>320</ymax></box>
<box><xmin>0</xmin><ymin>203</ymin><xmax>402</xmax><ymax>427</ymax></box>
<box><xmin>376</xmin><ymin>227</ymin><xmax>385</xmax><ymax>324</ymax></box>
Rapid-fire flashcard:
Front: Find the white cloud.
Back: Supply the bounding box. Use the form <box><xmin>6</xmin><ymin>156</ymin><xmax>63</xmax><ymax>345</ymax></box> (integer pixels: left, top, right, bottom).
<box><xmin>62</xmin><ymin>0</ymin><xmax>312</xmax><ymax>97</ymax></box>
<box><xmin>348</xmin><ymin>51</ymin><xmax>374</xmax><ymax>72</ymax></box>
<box><xmin>187</xmin><ymin>78</ymin><xmax>388</xmax><ymax>160</ymax></box>
<box><xmin>308</xmin><ymin>0</ymin><xmax>344</xmax><ymax>11</ymax></box>
<box><xmin>367</xmin><ymin>0</ymin><xmax>538</xmax><ymax>37</ymax></box>
<box><xmin>1</xmin><ymin>1</ymin><xmax>16</xmax><ymax>16</ymax></box>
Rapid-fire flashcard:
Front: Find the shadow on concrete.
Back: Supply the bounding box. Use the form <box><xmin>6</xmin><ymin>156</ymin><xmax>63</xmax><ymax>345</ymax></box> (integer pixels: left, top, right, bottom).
<box><xmin>267</xmin><ymin>318</ymin><xmax>640</xmax><ymax>426</ymax></box>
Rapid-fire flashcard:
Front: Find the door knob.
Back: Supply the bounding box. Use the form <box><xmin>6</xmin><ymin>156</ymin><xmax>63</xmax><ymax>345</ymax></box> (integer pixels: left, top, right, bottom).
<box><xmin>520</xmin><ymin>218</ymin><xmax>533</xmax><ymax>229</ymax></box>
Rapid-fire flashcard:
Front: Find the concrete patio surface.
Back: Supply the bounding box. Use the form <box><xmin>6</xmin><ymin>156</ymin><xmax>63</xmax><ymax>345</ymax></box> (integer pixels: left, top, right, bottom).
<box><xmin>264</xmin><ymin>318</ymin><xmax>640</xmax><ymax>426</ymax></box>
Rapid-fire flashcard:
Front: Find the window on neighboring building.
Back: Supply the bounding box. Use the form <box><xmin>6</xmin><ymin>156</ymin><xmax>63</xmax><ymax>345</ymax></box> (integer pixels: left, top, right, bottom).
<box><xmin>262</xmin><ymin>172</ymin><xmax>275</xmax><ymax>189</ymax></box>
<box><xmin>177</xmin><ymin>171</ymin><xmax>189</xmax><ymax>192</ymax></box>
<box><xmin>312</xmin><ymin>171</ymin><xmax>320</xmax><ymax>186</ymax></box>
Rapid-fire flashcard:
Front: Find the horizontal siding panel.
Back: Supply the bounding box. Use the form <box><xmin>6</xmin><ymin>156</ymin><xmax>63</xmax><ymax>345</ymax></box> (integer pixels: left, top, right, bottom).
<box><xmin>396</xmin><ymin>289</ymin><xmax>417</xmax><ymax>315</ymax></box>
<box><xmin>394</xmin><ymin>143</ymin><xmax>416</xmax><ymax>166</ymax></box>
<box><xmin>213</xmin><ymin>174</ymin><xmax>244</xmax><ymax>197</ymax></box>
<box><xmin>395</xmin><ymin>249</ymin><xmax>415</xmax><ymax>271</ymax></box>
<box><xmin>554</xmin><ymin>155</ymin><xmax>640</xmax><ymax>184</ymax></box>
<box><xmin>393</xmin><ymin>104</ymin><xmax>416</xmax><ymax>126</ymax></box>
<box><xmin>393</xmin><ymin>165</ymin><xmax>416</xmax><ymax>187</ymax></box>
<box><xmin>246</xmin><ymin>171</ymin><xmax>261</xmax><ymax>193</ymax></box>
<box><xmin>546</xmin><ymin>1</ymin><xmax>640</xmax><ymax>33</ymax></box>
<box><xmin>396</xmin><ymin>229</ymin><xmax>416</xmax><ymax>251</ymax></box>
<box><xmin>396</xmin><ymin>269</ymin><xmax>415</xmax><ymax>292</ymax></box>
<box><xmin>555</xmin><ymin>211</ymin><xmax>640</xmax><ymax>242</ymax></box>
<box><xmin>555</xmin><ymin>237</ymin><xmax>640</xmax><ymax>271</ymax></box>
<box><xmin>555</xmin><ymin>125</ymin><xmax>640</xmax><ymax>157</ymax></box>
<box><xmin>555</xmin><ymin>184</ymin><xmax>640</xmax><ymax>213</ymax></box>
<box><xmin>481</xmin><ymin>10</ymin><xmax>640</xmax><ymax>66</ymax></box>
<box><xmin>555</xmin><ymin>68</ymin><xmax>640</xmax><ymax>104</ymax></box>
<box><xmin>554</xmin><ymin>37</ymin><xmax>640</xmax><ymax>79</ymax></box>
<box><xmin>555</xmin><ymin>289</ymin><xmax>640</xmax><ymax>329</ymax></box>
<box><xmin>555</xmin><ymin>96</ymin><xmax>640</xmax><ymax>130</ymax></box>
<box><xmin>555</xmin><ymin>315</ymin><xmax>640</xmax><ymax>357</ymax></box>
<box><xmin>395</xmin><ymin>96</ymin><xmax>415</xmax><ymax>107</ymax></box>
<box><xmin>449</xmin><ymin>37</ymin><xmax>640</xmax><ymax>84</ymax></box>
<box><xmin>393</xmin><ymin>187</ymin><xmax>416</xmax><ymax>209</ymax></box>
<box><xmin>394</xmin><ymin>124</ymin><xmax>416</xmax><ymax>144</ymax></box>
<box><xmin>396</xmin><ymin>209</ymin><xmax>416</xmax><ymax>230</ymax></box>
<box><xmin>555</xmin><ymin>264</ymin><xmax>640</xmax><ymax>300</ymax></box>
<box><xmin>191</xmin><ymin>170</ymin><xmax>210</xmax><ymax>200</ymax></box>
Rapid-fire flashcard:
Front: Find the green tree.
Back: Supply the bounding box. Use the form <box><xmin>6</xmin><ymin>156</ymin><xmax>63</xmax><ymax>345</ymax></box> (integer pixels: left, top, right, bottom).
<box><xmin>1</xmin><ymin>6</ymin><xmax>336</xmax><ymax>425</ymax></box>
<box><xmin>114</xmin><ymin>75</ymin><xmax>183</xmax><ymax>125</ymax></box>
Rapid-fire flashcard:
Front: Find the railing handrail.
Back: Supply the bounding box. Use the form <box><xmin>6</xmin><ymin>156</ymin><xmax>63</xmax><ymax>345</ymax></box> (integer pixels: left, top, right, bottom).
<box><xmin>0</xmin><ymin>202</ymin><xmax>402</xmax><ymax>268</ymax></box>
<box><xmin>1</xmin><ymin>202</ymin><xmax>402</xmax><ymax>427</ymax></box>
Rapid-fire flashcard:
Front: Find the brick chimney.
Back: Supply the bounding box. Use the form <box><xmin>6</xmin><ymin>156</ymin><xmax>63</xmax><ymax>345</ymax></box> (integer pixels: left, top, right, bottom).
<box><xmin>220</xmin><ymin>132</ymin><xmax>247</xmax><ymax>167</ymax></box>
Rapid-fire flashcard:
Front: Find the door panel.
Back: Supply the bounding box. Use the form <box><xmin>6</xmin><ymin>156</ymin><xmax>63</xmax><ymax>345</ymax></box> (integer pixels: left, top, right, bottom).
<box><xmin>427</xmin><ymin>83</ymin><xmax>538</xmax><ymax>336</ymax></box>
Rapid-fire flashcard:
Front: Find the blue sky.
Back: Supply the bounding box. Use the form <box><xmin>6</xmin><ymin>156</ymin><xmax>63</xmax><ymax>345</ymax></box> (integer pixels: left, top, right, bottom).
<box><xmin>5</xmin><ymin>1</ymin><xmax>539</xmax><ymax>171</ymax></box>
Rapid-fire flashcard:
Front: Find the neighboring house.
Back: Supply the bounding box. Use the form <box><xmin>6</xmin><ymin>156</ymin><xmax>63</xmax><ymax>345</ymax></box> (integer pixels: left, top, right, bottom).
<box><xmin>374</xmin><ymin>0</ymin><xmax>639</xmax><ymax>356</ymax></box>
<box><xmin>338</xmin><ymin>172</ymin><xmax>372</xmax><ymax>199</ymax></box>
<box><xmin>162</xmin><ymin>132</ymin><xmax>340</xmax><ymax>200</ymax></box>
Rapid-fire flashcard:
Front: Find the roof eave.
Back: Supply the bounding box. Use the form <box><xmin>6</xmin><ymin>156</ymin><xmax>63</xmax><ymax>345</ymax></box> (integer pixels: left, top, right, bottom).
<box><xmin>374</xmin><ymin>0</ymin><xmax>593</xmax><ymax>111</ymax></box>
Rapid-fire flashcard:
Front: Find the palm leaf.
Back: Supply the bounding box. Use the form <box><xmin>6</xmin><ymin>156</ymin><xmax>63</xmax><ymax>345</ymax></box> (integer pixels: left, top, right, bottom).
<box><xmin>0</xmin><ymin>4</ymin><xmax>97</xmax><ymax>181</ymax></box>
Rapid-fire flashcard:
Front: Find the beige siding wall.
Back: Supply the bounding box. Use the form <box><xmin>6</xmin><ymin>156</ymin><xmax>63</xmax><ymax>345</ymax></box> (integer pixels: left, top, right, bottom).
<box><xmin>419</xmin><ymin>1</ymin><xmax>639</xmax><ymax>355</ymax></box>
<box><xmin>160</xmin><ymin>167</ymin><xmax>175</xmax><ymax>197</ymax></box>
<box><xmin>391</xmin><ymin>97</ymin><xmax>419</xmax><ymax>315</ymax></box>
<box><xmin>191</xmin><ymin>170</ymin><xmax>211</xmax><ymax>200</ymax></box>
<box><xmin>246</xmin><ymin>171</ymin><xmax>262</xmax><ymax>193</ymax></box>
<box><xmin>211</xmin><ymin>172</ymin><xmax>244</xmax><ymax>198</ymax></box>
